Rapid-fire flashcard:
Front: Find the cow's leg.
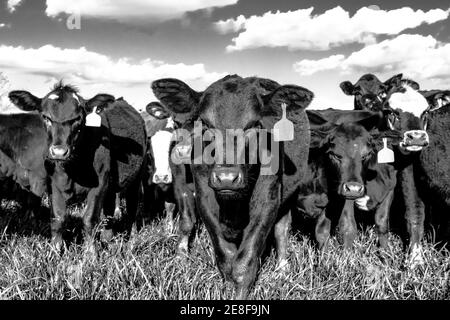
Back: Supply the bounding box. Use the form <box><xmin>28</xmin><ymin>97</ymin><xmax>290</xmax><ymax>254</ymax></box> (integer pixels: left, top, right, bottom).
<box><xmin>176</xmin><ymin>190</ymin><xmax>197</xmax><ymax>256</ymax></box>
<box><xmin>374</xmin><ymin>189</ymin><xmax>394</xmax><ymax>249</ymax></box>
<box><xmin>232</xmin><ymin>176</ymin><xmax>280</xmax><ymax>300</ymax></box>
<box><xmin>337</xmin><ymin>199</ymin><xmax>357</xmax><ymax>249</ymax></box>
<box><xmin>195</xmin><ymin>174</ymin><xmax>236</xmax><ymax>280</ymax></box>
<box><xmin>123</xmin><ymin>177</ymin><xmax>141</xmax><ymax>238</ymax></box>
<box><xmin>274</xmin><ymin>210</ymin><xmax>291</xmax><ymax>272</ymax></box>
<box><xmin>82</xmin><ymin>172</ymin><xmax>109</xmax><ymax>258</ymax></box>
<box><xmin>401</xmin><ymin>164</ymin><xmax>425</xmax><ymax>267</ymax></box>
<box><xmin>101</xmin><ymin>187</ymin><xmax>116</xmax><ymax>242</ymax></box>
<box><xmin>50</xmin><ymin>184</ymin><xmax>67</xmax><ymax>252</ymax></box>
<box><xmin>315</xmin><ymin>209</ymin><xmax>331</xmax><ymax>250</ymax></box>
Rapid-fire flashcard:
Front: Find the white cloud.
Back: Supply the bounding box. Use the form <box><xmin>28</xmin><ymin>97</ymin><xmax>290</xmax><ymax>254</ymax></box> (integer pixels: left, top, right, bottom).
<box><xmin>293</xmin><ymin>34</ymin><xmax>450</xmax><ymax>85</ymax></box>
<box><xmin>0</xmin><ymin>44</ymin><xmax>226</xmax><ymax>109</ymax></box>
<box><xmin>45</xmin><ymin>0</ymin><xmax>238</xmax><ymax>22</ymax></box>
<box><xmin>7</xmin><ymin>0</ymin><xmax>24</xmax><ymax>13</ymax></box>
<box><xmin>293</xmin><ymin>55</ymin><xmax>345</xmax><ymax>76</ymax></box>
<box><xmin>0</xmin><ymin>44</ymin><xmax>225</xmax><ymax>85</ymax></box>
<box><xmin>215</xmin><ymin>6</ymin><xmax>450</xmax><ymax>52</ymax></box>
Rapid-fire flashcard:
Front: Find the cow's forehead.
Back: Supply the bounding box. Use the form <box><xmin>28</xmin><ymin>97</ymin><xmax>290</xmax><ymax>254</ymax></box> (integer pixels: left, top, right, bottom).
<box><xmin>201</xmin><ymin>84</ymin><xmax>260</xmax><ymax>129</ymax></box>
<box><xmin>388</xmin><ymin>85</ymin><xmax>428</xmax><ymax>118</ymax></box>
<box><xmin>43</xmin><ymin>91</ymin><xmax>82</xmax><ymax>120</ymax></box>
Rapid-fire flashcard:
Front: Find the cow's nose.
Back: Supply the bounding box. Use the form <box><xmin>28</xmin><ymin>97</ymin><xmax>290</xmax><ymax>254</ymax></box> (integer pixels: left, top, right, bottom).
<box><xmin>404</xmin><ymin>130</ymin><xmax>429</xmax><ymax>147</ymax></box>
<box><xmin>153</xmin><ymin>173</ymin><xmax>172</xmax><ymax>184</ymax></box>
<box><xmin>210</xmin><ymin>166</ymin><xmax>244</xmax><ymax>190</ymax></box>
<box><xmin>342</xmin><ymin>182</ymin><xmax>365</xmax><ymax>199</ymax></box>
<box><xmin>49</xmin><ymin>145</ymin><xmax>70</xmax><ymax>159</ymax></box>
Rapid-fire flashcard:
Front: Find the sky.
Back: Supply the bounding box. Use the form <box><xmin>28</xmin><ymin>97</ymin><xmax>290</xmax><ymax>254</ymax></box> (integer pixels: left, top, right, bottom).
<box><xmin>0</xmin><ymin>0</ymin><xmax>449</xmax><ymax>112</ymax></box>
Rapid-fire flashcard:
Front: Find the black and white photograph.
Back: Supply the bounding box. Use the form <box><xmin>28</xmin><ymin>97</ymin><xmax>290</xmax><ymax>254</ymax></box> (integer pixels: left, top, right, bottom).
<box><xmin>0</xmin><ymin>0</ymin><xmax>449</xmax><ymax>306</ymax></box>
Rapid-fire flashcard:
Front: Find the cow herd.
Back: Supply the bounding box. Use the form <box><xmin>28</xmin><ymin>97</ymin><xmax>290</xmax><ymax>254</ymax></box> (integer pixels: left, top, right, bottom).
<box><xmin>0</xmin><ymin>73</ymin><xmax>449</xmax><ymax>299</ymax></box>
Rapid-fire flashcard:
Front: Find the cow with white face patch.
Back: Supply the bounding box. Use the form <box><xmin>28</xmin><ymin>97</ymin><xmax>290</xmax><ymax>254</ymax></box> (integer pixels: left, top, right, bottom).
<box><xmin>141</xmin><ymin>102</ymin><xmax>197</xmax><ymax>256</ymax></box>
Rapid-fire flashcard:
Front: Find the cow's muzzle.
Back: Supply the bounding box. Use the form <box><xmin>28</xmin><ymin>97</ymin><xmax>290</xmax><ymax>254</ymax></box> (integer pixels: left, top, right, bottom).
<box><xmin>209</xmin><ymin>166</ymin><xmax>244</xmax><ymax>195</ymax></box>
<box><xmin>401</xmin><ymin>130</ymin><xmax>429</xmax><ymax>152</ymax></box>
<box><xmin>49</xmin><ymin>145</ymin><xmax>70</xmax><ymax>160</ymax></box>
<box><xmin>152</xmin><ymin>173</ymin><xmax>172</xmax><ymax>185</ymax></box>
<box><xmin>341</xmin><ymin>182</ymin><xmax>365</xmax><ymax>199</ymax></box>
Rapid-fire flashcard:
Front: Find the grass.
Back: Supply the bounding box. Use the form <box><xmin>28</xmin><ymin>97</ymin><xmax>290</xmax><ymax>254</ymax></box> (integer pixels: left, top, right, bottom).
<box><xmin>0</xmin><ymin>199</ymin><xmax>449</xmax><ymax>300</ymax></box>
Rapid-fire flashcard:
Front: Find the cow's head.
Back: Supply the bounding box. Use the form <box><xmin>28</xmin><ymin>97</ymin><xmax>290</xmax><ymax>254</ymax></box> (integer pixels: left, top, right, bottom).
<box><xmin>311</xmin><ymin>114</ymin><xmax>397</xmax><ymax>200</ymax></box>
<box><xmin>340</xmin><ymin>73</ymin><xmax>419</xmax><ymax>111</ymax></box>
<box><xmin>420</xmin><ymin>90</ymin><xmax>450</xmax><ymax>132</ymax></box>
<box><xmin>144</xmin><ymin>101</ymin><xmax>177</xmax><ymax>185</ymax></box>
<box><xmin>152</xmin><ymin>75</ymin><xmax>313</xmax><ymax>200</ymax></box>
<box><xmin>9</xmin><ymin>82</ymin><xmax>114</xmax><ymax>161</ymax></box>
<box><xmin>383</xmin><ymin>82</ymin><xmax>430</xmax><ymax>152</ymax></box>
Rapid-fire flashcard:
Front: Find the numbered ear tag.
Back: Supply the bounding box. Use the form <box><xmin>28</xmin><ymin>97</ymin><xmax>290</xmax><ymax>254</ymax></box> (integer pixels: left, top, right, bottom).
<box><xmin>85</xmin><ymin>106</ymin><xmax>101</xmax><ymax>127</ymax></box>
<box><xmin>273</xmin><ymin>103</ymin><xmax>294</xmax><ymax>142</ymax></box>
<box><xmin>377</xmin><ymin>138</ymin><xmax>395</xmax><ymax>164</ymax></box>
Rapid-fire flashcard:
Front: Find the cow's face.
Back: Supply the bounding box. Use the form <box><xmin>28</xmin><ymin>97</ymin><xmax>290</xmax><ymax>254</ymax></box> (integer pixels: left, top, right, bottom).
<box><xmin>145</xmin><ymin>102</ymin><xmax>175</xmax><ymax>186</ymax></box>
<box><xmin>420</xmin><ymin>90</ymin><xmax>450</xmax><ymax>132</ymax></box>
<box><xmin>385</xmin><ymin>84</ymin><xmax>430</xmax><ymax>152</ymax></box>
<box><xmin>9</xmin><ymin>83</ymin><xmax>114</xmax><ymax>160</ymax></box>
<box><xmin>340</xmin><ymin>74</ymin><xmax>388</xmax><ymax>110</ymax></box>
<box><xmin>313</xmin><ymin>123</ymin><xmax>378</xmax><ymax>199</ymax></box>
<box><xmin>152</xmin><ymin>75</ymin><xmax>313</xmax><ymax>200</ymax></box>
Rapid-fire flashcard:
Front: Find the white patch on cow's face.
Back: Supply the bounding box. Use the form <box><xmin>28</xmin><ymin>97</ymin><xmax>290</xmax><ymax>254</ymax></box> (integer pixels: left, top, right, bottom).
<box><xmin>48</xmin><ymin>94</ymin><xmax>59</xmax><ymax>100</ymax></box>
<box><xmin>388</xmin><ymin>84</ymin><xmax>429</xmax><ymax>118</ymax></box>
<box><xmin>166</xmin><ymin>117</ymin><xmax>175</xmax><ymax>129</ymax></box>
<box><xmin>151</xmin><ymin>129</ymin><xmax>174</xmax><ymax>184</ymax></box>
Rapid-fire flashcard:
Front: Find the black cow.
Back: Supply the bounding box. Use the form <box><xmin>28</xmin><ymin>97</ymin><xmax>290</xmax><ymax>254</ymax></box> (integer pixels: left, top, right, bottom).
<box><xmin>9</xmin><ymin>83</ymin><xmax>147</xmax><ymax>252</ymax></box>
<box><xmin>417</xmin><ymin>91</ymin><xmax>450</xmax><ymax>242</ymax></box>
<box><xmin>140</xmin><ymin>102</ymin><xmax>197</xmax><ymax>255</ymax></box>
<box><xmin>340</xmin><ymin>74</ymin><xmax>432</xmax><ymax>266</ymax></box>
<box><xmin>0</xmin><ymin>113</ymin><xmax>48</xmax><ymax>222</ymax></box>
<box><xmin>299</xmin><ymin>110</ymin><xmax>399</xmax><ymax>249</ymax></box>
<box><xmin>152</xmin><ymin>75</ymin><xmax>313</xmax><ymax>299</ymax></box>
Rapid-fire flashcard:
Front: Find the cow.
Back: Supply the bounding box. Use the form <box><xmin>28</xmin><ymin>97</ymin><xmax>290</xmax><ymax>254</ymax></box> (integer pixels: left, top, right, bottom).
<box><xmin>417</xmin><ymin>90</ymin><xmax>450</xmax><ymax>243</ymax></box>
<box><xmin>298</xmin><ymin>110</ymin><xmax>399</xmax><ymax>249</ymax></box>
<box><xmin>0</xmin><ymin>112</ymin><xmax>48</xmax><ymax>225</ymax></box>
<box><xmin>340</xmin><ymin>74</ymin><xmax>432</xmax><ymax>265</ymax></box>
<box><xmin>152</xmin><ymin>75</ymin><xmax>313</xmax><ymax>299</ymax></box>
<box><xmin>140</xmin><ymin>101</ymin><xmax>197</xmax><ymax>256</ymax></box>
<box><xmin>8</xmin><ymin>83</ymin><xmax>147</xmax><ymax>253</ymax></box>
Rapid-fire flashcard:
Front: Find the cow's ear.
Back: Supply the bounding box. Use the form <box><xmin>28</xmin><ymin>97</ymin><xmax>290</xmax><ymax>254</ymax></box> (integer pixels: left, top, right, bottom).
<box><xmin>8</xmin><ymin>91</ymin><xmax>42</xmax><ymax>111</ymax></box>
<box><xmin>405</xmin><ymin>79</ymin><xmax>420</xmax><ymax>91</ymax></box>
<box><xmin>263</xmin><ymin>85</ymin><xmax>314</xmax><ymax>112</ymax></box>
<box><xmin>339</xmin><ymin>81</ymin><xmax>355</xmax><ymax>95</ymax></box>
<box><xmin>152</xmin><ymin>78</ymin><xmax>201</xmax><ymax>114</ymax></box>
<box><xmin>146</xmin><ymin>102</ymin><xmax>170</xmax><ymax>120</ymax></box>
<box><xmin>306</xmin><ymin>110</ymin><xmax>329</xmax><ymax>128</ymax></box>
<box><xmin>430</xmin><ymin>90</ymin><xmax>450</xmax><ymax>110</ymax></box>
<box><xmin>85</xmin><ymin>94</ymin><xmax>115</xmax><ymax>113</ymax></box>
<box><xmin>384</xmin><ymin>73</ymin><xmax>403</xmax><ymax>89</ymax></box>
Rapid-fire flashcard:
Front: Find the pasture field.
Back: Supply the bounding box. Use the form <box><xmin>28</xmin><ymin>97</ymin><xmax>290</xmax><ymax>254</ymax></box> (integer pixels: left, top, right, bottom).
<box><xmin>0</xmin><ymin>200</ymin><xmax>449</xmax><ymax>300</ymax></box>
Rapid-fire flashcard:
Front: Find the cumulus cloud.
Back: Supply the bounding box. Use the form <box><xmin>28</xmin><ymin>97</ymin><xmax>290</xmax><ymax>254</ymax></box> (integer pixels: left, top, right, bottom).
<box><xmin>7</xmin><ymin>0</ymin><xmax>24</xmax><ymax>13</ymax></box>
<box><xmin>45</xmin><ymin>0</ymin><xmax>238</xmax><ymax>22</ymax></box>
<box><xmin>0</xmin><ymin>44</ymin><xmax>225</xmax><ymax>86</ymax></box>
<box><xmin>293</xmin><ymin>34</ymin><xmax>450</xmax><ymax>85</ymax></box>
<box><xmin>215</xmin><ymin>6</ymin><xmax>450</xmax><ymax>52</ymax></box>
<box><xmin>293</xmin><ymin>55</ymin><xmax>345</xmax><ymax>76</ymax></box>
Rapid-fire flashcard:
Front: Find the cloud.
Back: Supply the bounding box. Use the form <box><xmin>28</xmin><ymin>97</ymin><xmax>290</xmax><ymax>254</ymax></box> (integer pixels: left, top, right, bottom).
<box><xmin>7</xmin><ymin>0</ymin><xmax>24</xmax><ymax>13</ymax></box>
<box><xmin>0</xmin><ymin>44</ymin><xmax>225</xmax><ymax>86</ymax></box>
<box><xmin>293</xmin><ymin>55</ymin><xmax>345</xmax><ymax>76</ymax></box>
<box><xmin>214</xmin><ymin>6</ymin><xmax>450</xmax><ymax>52</ymax></box>
<box><xmin>293</xmin><ymin>34</ymin><xmax>450</xmax><ymax>85</ymax></box>
<box><xmin>45</xmin><ymin>0</ymin><xmax>238</xmax><ymax>22</ymax></box>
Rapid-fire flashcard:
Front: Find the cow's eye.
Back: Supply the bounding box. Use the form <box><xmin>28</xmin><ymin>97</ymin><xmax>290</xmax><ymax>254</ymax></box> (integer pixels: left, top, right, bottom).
<box><xmin>362</xmin><ymin>153</ymin><xmax>373</xmax><ymax>162</ymax></box>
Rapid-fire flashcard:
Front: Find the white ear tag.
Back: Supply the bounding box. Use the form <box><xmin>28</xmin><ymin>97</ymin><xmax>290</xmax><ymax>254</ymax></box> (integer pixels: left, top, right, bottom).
<box><xmin>377</xmin><ymin>138</ymin><xmax>395</xmax><ymax>164</ymax></box>
<box><xmin>273</xmin><ymin>103</ymin><xmax>294</xmax><ymax>142</ymax></box>
<box><xmin>85</xmin><ymin>106</ymin><xmax>101</xmax><ymax>127</ymax></box>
